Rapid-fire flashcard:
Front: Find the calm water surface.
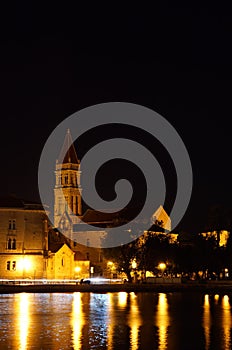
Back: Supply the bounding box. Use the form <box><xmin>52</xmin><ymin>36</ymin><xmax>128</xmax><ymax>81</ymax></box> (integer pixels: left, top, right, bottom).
<box><xmin>0</xmin><ymin>291</ymin><xmax>231</xmax><ymax>349</ymax></box>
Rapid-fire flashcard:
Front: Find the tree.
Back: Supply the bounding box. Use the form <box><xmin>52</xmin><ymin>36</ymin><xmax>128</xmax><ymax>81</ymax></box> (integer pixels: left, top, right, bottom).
<box><xmin>103</xmin><ymin>240</ymin><xmax>139</xmax><ymax>282</ymax></box>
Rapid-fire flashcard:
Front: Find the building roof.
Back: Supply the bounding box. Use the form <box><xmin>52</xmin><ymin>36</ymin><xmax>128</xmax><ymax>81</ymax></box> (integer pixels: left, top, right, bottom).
<box><xmin>74</xmin><ymin>251</ymin><xmax>87</xmax><ymax>261</ymax></box>
<box><xmin>58</xmin><ymin>129</ymin><xmax>79</xmax><ymax>164</ymax></box>
<box><xmin>0</xmin><ymin>195</ymin><xmax>44</xmax><ymax>210</ymax></box>
<box><xmin>48</xmin><ymin>228</ymin><xmax>71</xmax><ymax>252</ymax></box>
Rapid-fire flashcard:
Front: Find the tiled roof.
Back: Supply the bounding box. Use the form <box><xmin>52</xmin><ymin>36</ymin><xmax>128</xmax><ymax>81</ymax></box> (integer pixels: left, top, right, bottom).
<box><xmin>74</xmin><ymin>251</ymin><xmax>87</xmax><ymax>261</ymax></box>
<box><xmin>48</xmin><ymin>228</ymin><xmax>71</xmax><ymax>252</ymax></box>
<box><xmin>58</xmin><ymin>129</ymin><xmax>79</xmax><ymax>164</ymax></box>
<box><xmin>0</xmin><ymin>195</ymin><xmax>44</xmax><ymax>210</ymax></box>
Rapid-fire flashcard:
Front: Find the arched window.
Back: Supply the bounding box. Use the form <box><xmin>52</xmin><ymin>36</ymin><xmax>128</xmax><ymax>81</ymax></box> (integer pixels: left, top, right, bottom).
<box><xmin>7</xmin><ymin>238</ymin><xmax>11</xmax><ymax>250</ymax></box>
<box><xmin>12</xmin><ymin>238</ymin><xmax>16</xmax><ymax>250</ymax></box>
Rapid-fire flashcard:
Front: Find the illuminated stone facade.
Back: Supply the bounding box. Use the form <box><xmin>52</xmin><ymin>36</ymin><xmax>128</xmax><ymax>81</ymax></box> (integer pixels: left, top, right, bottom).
<box><xmin>0</xmin><ymin>196</ymin><xmax>76</xmax><ymax>280</ymax></box>
<box><xmin>0</xmin><ymin>196</ymin><xmax>48</xmax><ymax>279</ymax></box>
<box><xmin>54</xmin><ymin>129</ymin><xmax>82</xmax><ymax>228</ymax></box>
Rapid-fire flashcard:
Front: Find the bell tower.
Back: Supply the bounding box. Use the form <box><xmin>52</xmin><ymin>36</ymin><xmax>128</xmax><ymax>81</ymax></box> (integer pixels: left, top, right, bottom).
<box><xmin>54</xmin><ymin>129</ymin><xmax>82</xmax><ymax>228</ymax></box>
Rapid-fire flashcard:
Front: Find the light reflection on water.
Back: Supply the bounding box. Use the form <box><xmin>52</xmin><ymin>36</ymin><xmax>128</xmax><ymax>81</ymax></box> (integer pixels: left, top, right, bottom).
<box><xmin>0</xmin><ymin>292</ymin><xmax>231</xmax><ymax>349</ymax></box>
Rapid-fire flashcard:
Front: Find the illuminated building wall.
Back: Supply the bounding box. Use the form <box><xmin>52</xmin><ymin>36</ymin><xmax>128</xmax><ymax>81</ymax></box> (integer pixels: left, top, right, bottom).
<box><xmin>201</xmin><ymin>230</ymin><xmax>229</xmax><ymax>247</ymax></box>
<box><xmin>0</xmin><ymin>196</ymin><xmax>48</xmax><ymax>279</ymax></box>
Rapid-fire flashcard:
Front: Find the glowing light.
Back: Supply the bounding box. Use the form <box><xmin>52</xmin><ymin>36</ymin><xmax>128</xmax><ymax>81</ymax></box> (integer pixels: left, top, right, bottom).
<box><xmin>118</xmin><ymin>292</ymin><xmax>127</xmax><ymax>308</ymax></box>
<box><xmin>128</xmin><ymin>293</ymin><xmax>141</xmax><ymax>350</ymax></box>
<box><xmin>131</xmin><ymin>259</ymin><xmax>137</xmax><ymax>269</ymax></box>
<box><xmin>203</xmin><ymin>294</ymin><xmax>211</xmax><ymax>350</ymax></box>
<box><xmin>214</xmin><ymin>294</ymin><xmax>219</xmax><ymax>302</ymax></box>
<box><xmin>155</xmin><ymin>293</ymin><xmax>169</xmax><ymax>350</ymax></box>
<box><xmin>18</xmin><ymin>258</ymin><xmax>32</xmax><ymax>272</ymax></box>
<box><xmin>17</xmin><ymin>293</ymin><xmax>30</xmax><ymax>350</ymax></box>
<box><xmin>107</xmin><ymin>261</ymin><xmax>113</xmax><ymax>266</ymax></box>
<box><xmin>71</xmin><ymin>292</ymin><xmax>85</xmax><ymax>350</ymax></box>
<box><xmin>223</xmin><ymin>295</ymin><xmax>230</xmax><ymax>309</ymax></box>
<box><xmin>74</xmin><ymin>266</ymin><xmax>81</xmax><ymax>273</ymax></box>
<box><xmin>158</xmin><ymin>263</ymin><xmax>166</xmax><ymax>271</ymax></box>
<box><xmin>222</xmin><ymin>295</ymin><xmax>231</xmax><ymax>349</ymax></box>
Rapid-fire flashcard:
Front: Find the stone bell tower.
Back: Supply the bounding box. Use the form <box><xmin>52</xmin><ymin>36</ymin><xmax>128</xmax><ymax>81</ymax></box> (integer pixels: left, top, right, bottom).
<box><xmin>54</xmin><ymin>129</ymin><xmax>82</xmax><ymax>228</ymax></box>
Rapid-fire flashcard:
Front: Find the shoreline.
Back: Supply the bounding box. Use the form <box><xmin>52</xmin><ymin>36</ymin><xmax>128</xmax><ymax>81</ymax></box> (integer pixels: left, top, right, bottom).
<box><xmin>1</xmin><ymin>282</ymin><xmax>232</xmax><ymax>294</ymax></box>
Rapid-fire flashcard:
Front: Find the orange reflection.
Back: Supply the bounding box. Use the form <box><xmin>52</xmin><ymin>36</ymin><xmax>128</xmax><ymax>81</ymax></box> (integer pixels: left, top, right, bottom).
<box><xmin>118</xmin><ymin>292</ymin><xmax>127</xmax><ymax>308</ymax></box>
<box><xmin>17</xmin><ymin>293</ymin><xmax>30</xmax><ymax>350</ymax></box>
<box><xmin>107</xmin><ymin>293</ymin><xmax>115</xmax><ymax>350</ymax></box>
<box><xmin>203</xmin><ymin>294</ymin><xmax>211</xmax><ymax>350</ymax></box>
<box><xmin>128</xmin><ymin>293</ymin><xmax>142</xmax><ymax>350</ymax></box>
<box><xmin>222</xmin><ymin>295</ymin><xmax>231</xmax><ymax>350</ymax></box>
<box><xmin>71</xmin><ymin>292</ymin><xmax>86</xmax><ymax>350</ymax></box>
<box><xmin>155</xmin><ymin>293</ymin><xmax>169</xmax><ymax>350</ymax></box>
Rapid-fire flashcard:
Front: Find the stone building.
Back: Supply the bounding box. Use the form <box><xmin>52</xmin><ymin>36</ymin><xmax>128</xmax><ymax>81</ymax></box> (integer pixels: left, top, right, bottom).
<box><xmin>0</xmin><ymin>195</ymin><xmax>48</xmax><ymax>279</ymax></box>
<box><xmin>0</xmin><ymin>196</ymin><xmax>76</xmax><ymax>280</ymax></box>
<box><xmin>0</xmin><ymin>129</ymin><xmax>174</xmax><ymax>280</ymax></box>
<box><xmin>53</xmin><ymin>130</ymin><xmax>174</xmax><ymax>277</ymax></box>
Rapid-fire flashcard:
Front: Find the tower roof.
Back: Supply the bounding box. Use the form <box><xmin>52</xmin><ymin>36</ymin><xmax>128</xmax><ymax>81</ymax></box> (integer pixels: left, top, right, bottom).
<box><xmin>58</xmin><ymin>129</ymin><xmax>79</xmax><ymax>164</ymax></box>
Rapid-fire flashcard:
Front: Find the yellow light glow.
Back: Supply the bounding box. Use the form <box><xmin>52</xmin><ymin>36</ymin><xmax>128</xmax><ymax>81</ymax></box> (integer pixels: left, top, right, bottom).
<box><xmin>71</xmin><ymin>292</ymin><xmax>85</xmax><ymax>350</ymax></box>
<box><xmin>107</xmin><ymin>261</ymin><xmax>113</xmax><ymax>266</ymax></box>
<box><xmin>128</xmin><ymin>293</ymin><xmax>141</xmax><ymax>350</ymax></box>
<box><xmin>18</xmin><ymin>258</ymin><xmax>32</xmax><ymax>271</ymax></box>
<box><xmin>222</xmin><ymin>295</ymin><xmax>231</xmax><ymax>349</ymax></box>
<box><xmin>131</xmin><ymin>259</ymin><xmax>137</xmax><ymax>269</ymax></box>
<box><xmin>223</xmin><ymin>295</ymin><xmax>230</xmax><ymax>309</ymax></box>
<box><xmin>214</xmin><ymin>294</ymin><xmax>219</xmax><ymax>302</ymax></box>
<box><xmin>158</xmin><ymin>263</ymin><xmax>166</xmax><ymax>271</ymax></box>
<box><xmin>203</xmin><ymin>294</ymin><xmax>211</xmax><ymax>350</ymax></box>
<box><xmin>155</xmin><ymin>293</ymin><xmax>169</xmax><ymax>350</ymax></box>
<box><xmin>118</xmin><ymin>292</ymin><xmax>127</xmax><ymax>308</ymax></box>
<box><xmin>17</xmin><ymin>293</ymin><xmax>30</xmax><ymax>350</ymax></box>
<box><xmin>75</xmin><ymin>266</ymin><xmax>81</xmax><ymax>273</ymax></box>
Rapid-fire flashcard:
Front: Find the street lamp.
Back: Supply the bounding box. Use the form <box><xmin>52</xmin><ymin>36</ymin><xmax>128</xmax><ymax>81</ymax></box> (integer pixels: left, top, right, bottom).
<box><xmin>131</xmin><ymin>259</ymin><xmax>137</xmax><ymax>283</ymax></box>
<box><xmin>158</xmin><ymin>262</ymin><xmax>166</xmax><ymax>276</ymax></box>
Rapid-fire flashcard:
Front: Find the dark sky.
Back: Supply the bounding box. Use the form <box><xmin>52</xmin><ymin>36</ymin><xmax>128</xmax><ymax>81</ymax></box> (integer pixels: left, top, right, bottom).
<box><xmin>0</xmin><ymin>4</ymin><xmax>231</xmax><ymax>232</ymax></box>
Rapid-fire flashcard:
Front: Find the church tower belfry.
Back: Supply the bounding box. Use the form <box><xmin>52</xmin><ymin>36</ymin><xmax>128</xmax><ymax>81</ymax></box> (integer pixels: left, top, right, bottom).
<box><xmin>54</xmin><ymin>129</ymin><xmax>82</xmax><ymax>228</ymax></box>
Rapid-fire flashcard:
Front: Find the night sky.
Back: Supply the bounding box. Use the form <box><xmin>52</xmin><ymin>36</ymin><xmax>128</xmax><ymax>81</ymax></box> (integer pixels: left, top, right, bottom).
<box><xmin>0</xmin><ymin>4</ymin><xmax>231</xmax><ymax>232</ymax></box>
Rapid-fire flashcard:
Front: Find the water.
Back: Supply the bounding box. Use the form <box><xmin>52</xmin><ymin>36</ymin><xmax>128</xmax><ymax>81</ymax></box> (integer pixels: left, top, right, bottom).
<box><xmin>0</xmin><ymin>291</ymin><xmax>231</xmax><ymax>350</ymax></box>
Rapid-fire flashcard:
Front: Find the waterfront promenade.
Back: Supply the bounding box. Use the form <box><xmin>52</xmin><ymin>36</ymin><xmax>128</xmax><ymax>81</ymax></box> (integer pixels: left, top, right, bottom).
<box><xmin>1</xmin><ymin>280</ymin><xmax>232</xmax><ymax>294</ymax></box>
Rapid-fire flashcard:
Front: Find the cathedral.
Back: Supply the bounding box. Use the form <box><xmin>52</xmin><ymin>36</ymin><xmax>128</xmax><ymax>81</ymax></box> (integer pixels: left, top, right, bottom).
<box><xmin>0</xmin><ymin>130</ymin><xmax>172</xmax><ymax>280</ymax></box>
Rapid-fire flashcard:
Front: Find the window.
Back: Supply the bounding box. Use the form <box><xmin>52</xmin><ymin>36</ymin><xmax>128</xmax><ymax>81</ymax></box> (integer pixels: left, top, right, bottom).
<box><xmin>8</xmin><ymin>220</ymin><xmax>16</xmax><ymax>230</ymax></box>
<box><xmin>7</xmin><ymin>238</ymin><xmax>16</xmax><ymax>250</ymax></box>
<box><xmin>12</xmin><ymin>261</ymin><xmax>16</xmax><ymax>270</ymax></box>
<box><xmin>71</xmin><ymin>196</ymin><xmax>73</xmax><ymax>211</ymax></box>
<box><xmin>12</xmin><ymin>239</ymin><xmax>16</xmax><ymax>250</ymax></box>
<box><xmin>61</xmin><ymin>258</ymin><xmax>64</xmax><ymax>266</ymax></box>
<box><xmin>7</xmin><ymin>238</ymin><xmax>11</xmax><ymax>250</ymax></box>
<box><xmin>7</xmin><ymin>261</ymin><xmax>10</xmax><ymax>270</ymax></box>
